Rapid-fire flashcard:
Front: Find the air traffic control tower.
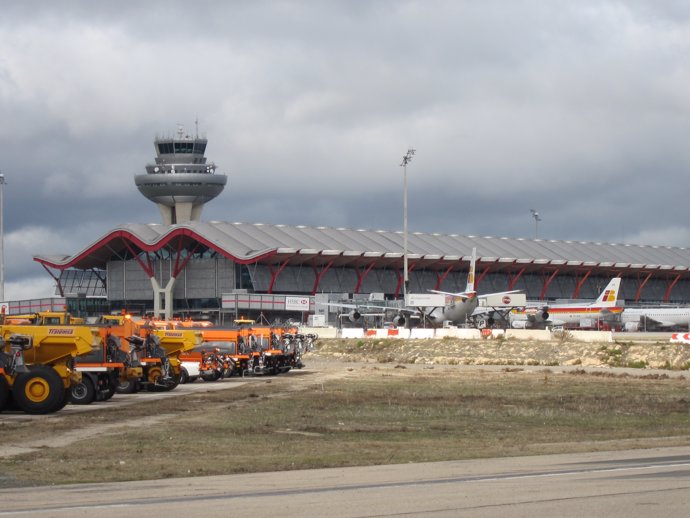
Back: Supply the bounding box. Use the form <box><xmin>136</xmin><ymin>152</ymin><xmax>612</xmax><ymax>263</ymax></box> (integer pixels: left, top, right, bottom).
<box><xmin>135</xmin><ymin>125</ymin><xmax>227</xmax><ymax>224</ymax></box>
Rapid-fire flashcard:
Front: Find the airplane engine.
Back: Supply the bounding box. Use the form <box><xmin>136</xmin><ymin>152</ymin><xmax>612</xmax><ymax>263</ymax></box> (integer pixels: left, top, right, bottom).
<box><xmin>347</xmin><ymin>310</ymin><xmax>361</xmax><ymax>322</ymax></box>
<box><xmin>392</xmin><ymin>314</ymin><xmax>406</xmax><ymax>327</ymax></box>
<box><xmin>624</xmin><ymin>322</ymin><xmax>640</xmax><ymax>332</ymax></box>
<box><xmin>511</xmin><ymin>320</ymin><xmax>529</xmax><ymax>329</ymax></box>
<box><xmin>540</xmin><ymin>310</ymin><xmax>549</xmax><ymax>321</ymax></box>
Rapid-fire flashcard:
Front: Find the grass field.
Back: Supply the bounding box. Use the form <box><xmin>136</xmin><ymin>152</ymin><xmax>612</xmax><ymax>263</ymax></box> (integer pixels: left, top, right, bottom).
<box><xmin>1</xmin><ymin>361</ymin><xmax>689</xmax><ymax>487</ymax></box>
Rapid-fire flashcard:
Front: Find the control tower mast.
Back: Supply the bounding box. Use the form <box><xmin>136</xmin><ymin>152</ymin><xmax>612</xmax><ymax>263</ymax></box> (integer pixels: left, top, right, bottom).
<box><xmin>135</xmin><ymin>125</ymin><xmax>227</xmax><ymax>224</ymax></box>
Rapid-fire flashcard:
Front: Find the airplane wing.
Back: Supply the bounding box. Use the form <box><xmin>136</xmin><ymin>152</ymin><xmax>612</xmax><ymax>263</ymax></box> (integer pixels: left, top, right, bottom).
<box><xmin>318</xmin><ymin>302</ymin><xmax>364</xmax><ymax>310</ymax></box>
<box><xmin>430</xmin><ymin>289</ymin><xmax>522</xmax><ymax>302</ymax></box>
<box><xmin>428</xmin><ymin>289</ymin><xmax>472</xmax><ymax>301</ymax></box>
<box><xmin>316</xmin><ymin>302</ymin><xmax>387</xmax><ymax>320</ymax></box>
<box><xmin>477</xmin><ymin>290</ymin><xmax>522</xmax><ymax>300</ymax></box>
<box><xmin>637</xmin><ymin>315</ymin><xmax>675</xmax><ymax>328</ymax></box>
<box><xmin>359</xmin><ymin>303</ymin><xmax>423</xmax><ymax>315</ymax></box>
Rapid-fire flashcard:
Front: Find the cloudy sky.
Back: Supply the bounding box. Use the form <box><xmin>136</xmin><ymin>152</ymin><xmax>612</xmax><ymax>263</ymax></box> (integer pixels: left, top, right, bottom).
<box><xmin>2</xmin><ymin>0</ymin><xmax>690</xmax><ymax>300</ymax></box>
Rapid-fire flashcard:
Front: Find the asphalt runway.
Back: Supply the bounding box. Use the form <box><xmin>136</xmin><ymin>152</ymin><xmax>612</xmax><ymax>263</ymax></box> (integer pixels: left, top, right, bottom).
<box><xmin>1</xmin><ymin>447</ymin><xmax>688</xmax><ymax>517</ymax></box>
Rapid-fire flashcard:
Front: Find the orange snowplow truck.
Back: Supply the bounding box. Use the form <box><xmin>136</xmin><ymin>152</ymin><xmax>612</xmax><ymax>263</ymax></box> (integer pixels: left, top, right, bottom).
<box><xmin>98</xmin><ymin>316</ymin><xmax>201</xmax><ymax>393</ymax></box>
<box><xmin>183</xmin><ymin>325</ymin><xmax>306</xmax><ymax>379</ymax></box>
<box><xmin>0</xmin><ymin>324</ymin><xmax>99</xmax><ymax>414</ymax></box>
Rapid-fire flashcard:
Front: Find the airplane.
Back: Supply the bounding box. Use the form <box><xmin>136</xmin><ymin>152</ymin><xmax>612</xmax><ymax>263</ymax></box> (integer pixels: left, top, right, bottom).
<box><xmin>509</xmin><ymin>277</ymin><xmax>623</xmax><ymax>329</ymax></box>
<box><xmin>321</xmin><ymin>248</ymin><xmax>522</xmax><ymax>327</ymax></box>
<box><xmin>620</xmin><ymin>307</ymin><xmax>690</xmax><ymax>331</ymax></box>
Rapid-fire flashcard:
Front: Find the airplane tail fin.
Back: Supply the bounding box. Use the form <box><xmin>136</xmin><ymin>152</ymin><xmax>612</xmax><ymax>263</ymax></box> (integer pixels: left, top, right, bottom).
<box><xmin>465</xmin><ymin>248</ymin><xmax>476</xmax><ymax>293</ymax></box>
<box><xmin>594</xmin><ymin>278</ymin><xmax>621</xmax><ymax>307</ymax></box>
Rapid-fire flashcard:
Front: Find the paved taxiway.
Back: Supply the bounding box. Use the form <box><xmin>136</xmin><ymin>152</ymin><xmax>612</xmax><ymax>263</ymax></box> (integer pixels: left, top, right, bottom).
<box><xmin>1</xmin><ymin>447</ymin><xmax>688</xmax><ymax>517</ymax></box>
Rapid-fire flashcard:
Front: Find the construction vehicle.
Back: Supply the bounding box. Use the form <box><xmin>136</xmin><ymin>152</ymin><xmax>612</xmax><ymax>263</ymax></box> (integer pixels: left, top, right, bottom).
<box><xmin>4</xmin><ymin>311</ymin><xmax>85</xmax><ymax>325</ymax></box>
<box><xmin>0</xmin><ymin>324</ymin><xmax>99</xmax><ymax>414</ymax></box>
<box><xmin>2</xmin><ymin>313</ymin><xmax>142</xmax><ymax>405</ymax></box>
<box><xmin>179</xmin><ymin>324</ymin><xmax>316</xmax><ymax>380</ymax></box>
<box><xmin>104</xmin><ymin>318</ymin><xmax>201</xmax><ymax>393</ymax></box>
<box><xmin>69</xmin><ymin>333</ymin><xmax>143</xmax><ymax>405</ymax></box>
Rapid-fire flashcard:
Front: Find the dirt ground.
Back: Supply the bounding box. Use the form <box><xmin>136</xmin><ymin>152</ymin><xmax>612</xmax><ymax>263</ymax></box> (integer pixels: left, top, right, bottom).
<box><xmin>0</xmin><ymin>339</ymin><xmax>690</xmax><ymax>486</ymax></box>
<box><xmin>314</xmin><ymin>335</ymin><xmax>690</xmax><ymax>371</ymax></box>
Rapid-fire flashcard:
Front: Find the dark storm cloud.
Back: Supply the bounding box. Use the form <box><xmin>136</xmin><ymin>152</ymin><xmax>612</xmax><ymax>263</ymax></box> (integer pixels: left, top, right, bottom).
<box><xmin>2</xmin><ymin>0</ymin><xmax>690</xmax><ymax>299</ymax></box>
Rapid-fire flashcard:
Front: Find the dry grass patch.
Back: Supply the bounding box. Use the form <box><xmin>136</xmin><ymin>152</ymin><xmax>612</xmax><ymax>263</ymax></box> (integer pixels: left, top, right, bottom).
<box><xmin>1</xmin><ymin>365</ymin><xmax>689</xmax><ymax>487</ymax></box>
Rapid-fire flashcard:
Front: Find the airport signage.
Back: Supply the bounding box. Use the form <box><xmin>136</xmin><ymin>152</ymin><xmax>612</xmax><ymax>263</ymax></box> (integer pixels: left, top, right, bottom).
<box><xmin>479</xmin><ymin>293</ymin><xmax>527</xmax><ymax>308</ymax></box>
<box><xmin>406</xmin><ymin>293</ymin><xmax>446</xmax><ymax>308</ymax></box>
<box><xmin>286</xmin><ymin>296</ymin><xmax>311</xmax><ymax>311</ymax></box>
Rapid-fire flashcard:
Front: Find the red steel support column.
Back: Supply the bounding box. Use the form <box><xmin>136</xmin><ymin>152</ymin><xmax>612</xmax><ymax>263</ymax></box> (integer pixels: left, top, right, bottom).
<box><xmin>124</xmin><ymin>241</ymin><xmax>154</xmax><ymax>277</ymax></box>
<box><xmin>267</xmin><ymin>258</ymin><xmax>290</xmax><ymax>294</ymax></box>
<box><xmin>311</xmin><ymin>260</ymin><xmax>334</xmax><ymax>295</ymax></box>
<box><xmin>434</xmin><ymin>264</ymin><xmax>455</xmax><ymax>291</ymax></box>
<box><xmin>40</xmin><ymin>264</ymin><xmax>64</xmax><ymax>297</ymax></box>
<box><xmin>664</xmin><ymin>274</ymin><xmax>681</xmax><ymax>303</ymax></box>
<box><xmin>354</xmin><ymin>261</ymin><xmax>377</xmax><ymax>294</ymax></box>
<box><xmin>634</xmin><ymin>272</ymin><xmax>653</xmax><ymax>303</ymax></box>
<box><xmin>172</xmin><ymin>239</ymin><xmax>199</xmax><ymax>278</ymax></box>
<box><xmin>476</xmin><ymin>266</ymin><xmax>491</xmax><ymax>289</ymax></box>
<box><xmin>507</xmin><ymin>267</ymin><xmax>525</xmax><ymax>291</ymax></box>
<box><xmin>571</xmin><ymin>270</ymin><xmax>592</xmax><ymax>299</ymax></box>
<box><xmin>539</xmin><ymin>269</ymin><xmax>560</xmax><ymax>300</ymax></box>
<box><xmin>394</xmin><ymin>270</ymin><xmax>403</xmax><ymax>298</ymax></box>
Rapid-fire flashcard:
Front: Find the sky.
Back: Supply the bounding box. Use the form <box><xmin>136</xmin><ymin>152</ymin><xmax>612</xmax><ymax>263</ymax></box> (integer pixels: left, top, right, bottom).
<box><xmin>2</xmin><ymin>0</ymin><xmax>690</xmax><ymax>300</ymax></box>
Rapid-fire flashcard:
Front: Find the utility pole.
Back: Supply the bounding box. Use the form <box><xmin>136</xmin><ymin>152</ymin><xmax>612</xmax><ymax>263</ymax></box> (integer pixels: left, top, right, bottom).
<box><xmin>401</xmin><ymin>149</ymin><xmax>415</xmax><ymax>303</ymax></box>
<box><xmin>530</xmin><ymin>208</ymin><xmax>542</xmax><ymax>239</ymax></box>
<box><xmin>0</xmin><ymin>172</ymin><xmax>5</xmax><ymax>303</ymax></box>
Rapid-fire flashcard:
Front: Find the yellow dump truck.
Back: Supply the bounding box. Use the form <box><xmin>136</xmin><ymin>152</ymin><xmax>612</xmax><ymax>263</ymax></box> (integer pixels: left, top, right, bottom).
<box><xmin>4</xmin><ymin>311</ymin><xmax>86</xmax><ymax>325</ymax></box>
<box><xmin>0</xmin><ymin>324</ymin><xmax>99</xmax><ymax>414</ymax></box>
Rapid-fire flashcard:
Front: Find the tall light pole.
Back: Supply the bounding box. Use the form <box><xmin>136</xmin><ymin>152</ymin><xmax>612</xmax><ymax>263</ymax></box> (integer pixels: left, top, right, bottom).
<box><xmin>0</xmin><ymin>172</ymin><xmax>5</xmax><ymax>303</ymax></box>
<box><xmin>401</xmin><ymin>148</ymin><xmax>415</xmax><ymax>303</ymax></box>
<box><xmin>530</xmin><ymin>208</ymin><xmax>542</xmax><ymax>239</ymax></box>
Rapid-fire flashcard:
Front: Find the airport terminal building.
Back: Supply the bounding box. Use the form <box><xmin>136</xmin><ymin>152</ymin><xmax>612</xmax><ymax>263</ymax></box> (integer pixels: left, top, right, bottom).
<box><xmin>28</xmin><ymin>130</ymin><xmax>690</xmax><ymax>323</ymax></box>
<box><xmin>33</xmin><ymin>221</ymin><xmax>690</xmax><ymax>323</ymax></box>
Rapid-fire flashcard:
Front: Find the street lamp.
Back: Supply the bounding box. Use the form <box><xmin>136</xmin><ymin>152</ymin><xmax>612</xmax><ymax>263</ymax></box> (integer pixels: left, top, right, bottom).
<box><xmin>401</xmin><ymin>148</ymin><xmax>415</xmax><ymax>303</ymax></box>
<box><xmin>530</xmin><ymin>208</ymin><xmax>542</xmax><ymax>239</ymax></box>
<box><xmin>0</xmin><ymin>172</ymin><xmax>5</xmax><ymax>303</ymax></box>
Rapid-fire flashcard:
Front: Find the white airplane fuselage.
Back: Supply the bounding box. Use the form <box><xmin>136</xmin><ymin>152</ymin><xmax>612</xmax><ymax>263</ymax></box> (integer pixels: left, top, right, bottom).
<box><xmin>511</xmin><ymin>304</ymin><xmax>623</xmax><ymax>327</ymax></box>
<box><xmin>510</xmin><ymin>278</ymin><xmax>622</xmax><ymax>329</ymax></box>
<box><xmin>426</xmin><ymin>296</ymin><xmax>479</xmax><ymax>326</ymax></box>
<box><xmin>621</xmin><ymin>308</ymin><xmax>690</xmax><ymax>330</ymax></box>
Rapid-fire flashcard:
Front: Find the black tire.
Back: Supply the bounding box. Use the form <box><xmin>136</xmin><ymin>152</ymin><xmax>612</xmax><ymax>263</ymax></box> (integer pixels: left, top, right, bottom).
<box><xmin>160</xmin><ymin>373</ymin><xmax>180</xmax><ymax>392</ymax></box>
<box><xmin>103</xmin><ymin>385</ymin><xmax>116</xmax><ymax>400</ymax></box>
<box><xmin>69</xmin><ymin>377</ymin><xmax>96</xmax><ymax>405</ymax></box>
<box><xmin>55</xmin><ymin>389</ymin><xmax>71</xmax><ymax>411</ymax></box>
<box><xmin>201</xmin><ymin>370</ymin><xmax>222</xmax><ymax>382</ymax></box>
<box><xmin>102</xmin><ymin>373</ymin><xmax>118</xmax><ymax>401</ymax></box>
<box><xmin>179</xmin><ymin>367</ymin><xmax>189</xmax><ymax>384</ymax></box>
<box><xmin>0</xmin><ymin>376</ymin><xmax>10</xmax><ymax>412</ymax></box>
<box><xmin>12</xmin><ymin>366</ymin><xmax>66</xmax><ymax>414</ymax></box>
<box><xmin>116</xmin><ymin>379</ymin><xmax>139</xmax><ymax>394</ymax></box>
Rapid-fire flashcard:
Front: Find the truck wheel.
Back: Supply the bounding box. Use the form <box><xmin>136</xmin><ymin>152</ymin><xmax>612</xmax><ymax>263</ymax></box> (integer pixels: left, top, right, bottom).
<box><xmin>116</xmin><ymin>379</ymin><xmax>139</xmax><ymax>394</ymax></box>
<box><xmin>201</xmin><ymin>371</ymin><xmax>222</xmax><ymax>382</ymax></box>
<box><xmin>13</xmin><ymin>366</ymin><xmax>66</xmax><ymax>414</ymax></box>
<box><xmin>69</xmin><ymin>377</ymin><xmax>96</xmax><ymax>405</ymax></box>
<box><xmin>103</xmin><ymin>385</ymin><xmax>116</xmax><ymax>400</ymax></box>
<box><xmin>147</xmin><ymin>366</ymin><xmax>163</xmax><ymax>386</ymax></box>
<box><xmin>0</xmin><ymin>376</ymin><xmax>9</xmax><ymax>412</ymax></box>
<box><xmin>102</xmin><ymin>373</ymin><xmax>118</xmax><ymax>400</ymax></box>
<box><xmin>179</xmin><ymin>367</ymin><xmax>189</xmax><ymax>384</ymax></box>
<box><xmin>55</xmin><ymin>389</ymin><xmax>71</xmax><ymax>411</ymax></box>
